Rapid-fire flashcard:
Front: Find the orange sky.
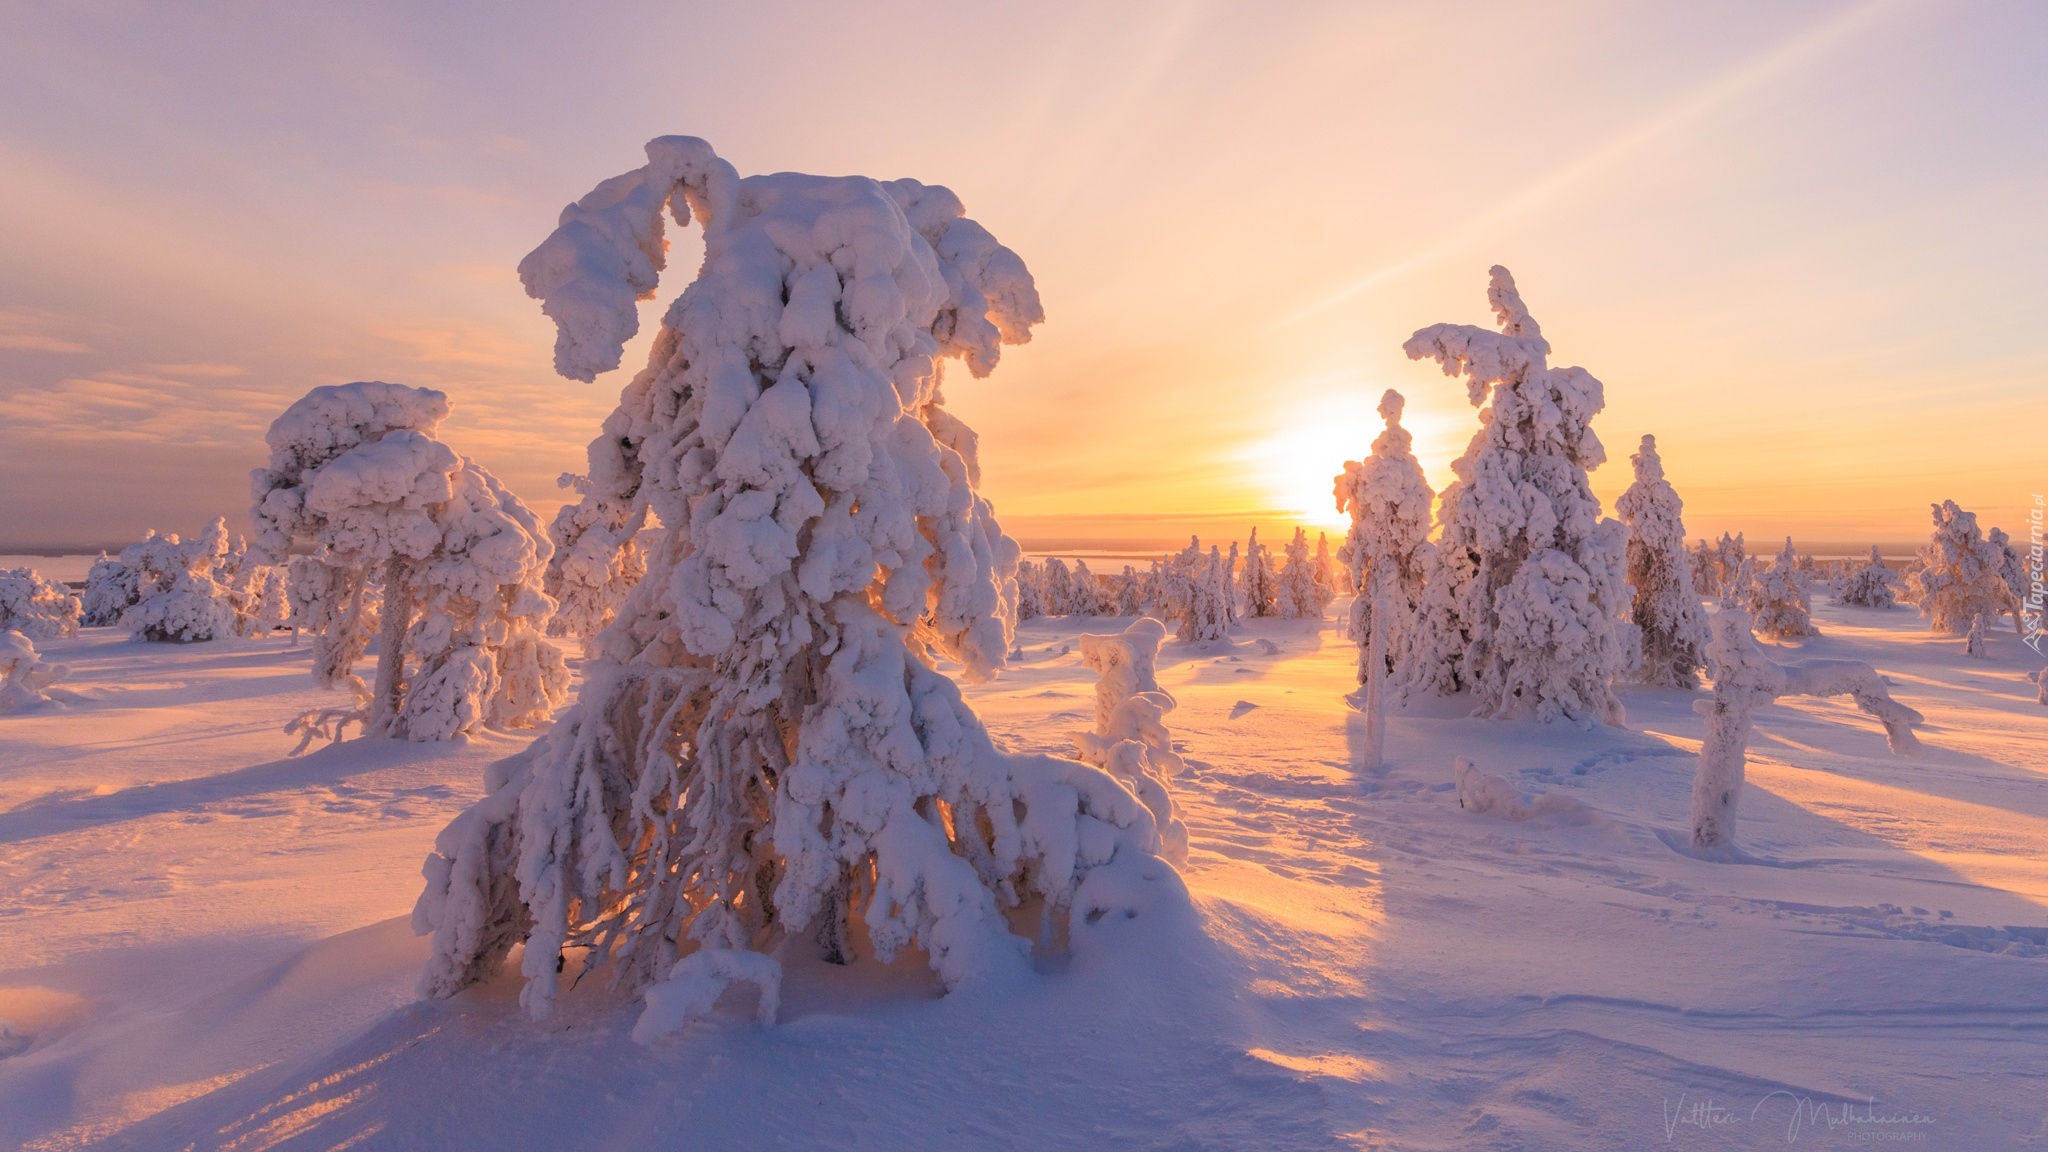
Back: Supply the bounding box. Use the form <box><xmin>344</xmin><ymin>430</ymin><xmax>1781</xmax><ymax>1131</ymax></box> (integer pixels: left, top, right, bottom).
<box><xmin>1</xmin><ymin>1</ymin><xmax>2042</xmax><ymax>551</ymax></box>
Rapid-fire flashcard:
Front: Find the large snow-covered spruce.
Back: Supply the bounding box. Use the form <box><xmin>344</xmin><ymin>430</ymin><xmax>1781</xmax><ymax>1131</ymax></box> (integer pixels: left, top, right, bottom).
<box><xmin>1615</xmin><ymin>435</ymin><xmax>1709</xmax><ymax>687</ymax></box>
<box><xmin>250</xmin><ymin>382</ymin><xmax>569</xmax><ymax>743</ymax></box>
<box><xmin>414</xmin><ymin>137</ymin><xmax>1178</xmax><ymax>1023</ymax></box>
<box><xmin>1404</xmin><ymin>267</ymin><xmax>1635</xmax><ymax>724</ymax></box>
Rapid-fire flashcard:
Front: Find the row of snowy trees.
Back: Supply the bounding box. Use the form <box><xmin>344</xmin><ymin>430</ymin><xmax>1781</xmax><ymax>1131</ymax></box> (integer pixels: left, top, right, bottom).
<box><xmin>1015</xmin><ymin>530</ymin><xmax>1338</xmax><ymax>637</ymax></box>
<box><xmin>79</xmin><ymin>519</ymin><xmax>292</xmax><ymax>643</ymax></box>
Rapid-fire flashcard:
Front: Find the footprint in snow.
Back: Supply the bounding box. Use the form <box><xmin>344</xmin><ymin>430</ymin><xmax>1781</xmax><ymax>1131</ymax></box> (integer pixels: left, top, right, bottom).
<box><xmin>1229</xmin><ymin>700</ymin><xmax>1259</xmax><ymax>719</ymax></box>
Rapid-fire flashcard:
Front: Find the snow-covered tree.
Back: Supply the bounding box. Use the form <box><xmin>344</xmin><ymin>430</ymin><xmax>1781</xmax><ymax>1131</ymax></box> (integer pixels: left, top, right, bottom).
<box><xmin>1403</xmin><ymin>266</ymin><xmax>1634</xmax><ymax>724</ymax></box>
<box><xmin>1223</xmin><ymin>540</ymin><xmax>1241</xmax><ymax>625</ymax></box>
<box><xmin>1987</xmin><ymin>526</ymin><xmax>2025</xmax><ymax>632</ymax></box>
<box><xmin>121</xmin><ymin>522</ymin><xmax>238</xmax><ymax>643</ymax></box>
<box><xmin>1746</xmin><ymin>538</ymin><xmax>1817</xmax><ymax>640</ymax></box>
<box><xmin>412</xmin><ymin>138</ymin><xmax>1177</xmax><ymax>1027</ymax></box>
<box><xmin>1014</xmin><ymin>560</ymin><xmax>1044</xmax><ymax>622</ymax></box>
<box><xmin>80</xmin><ymin>553</ymin><xmax>138</xmax><ymax>626</ymax></box>
<box><xmin>1311</xmin><ymin>532</ymin><xmax>1338</xmax><ymax>600</ymax></box>
<box><xmin>0</xmin><ymin>630</ymin><xmax>67</xmax><ymax>713</ymax></box>
<box><xmin>0</xmin><ymin>567</ymin><xmax>82</xmax><ymax>641</ymax></box>
<box><xmin>1834</xmin><ymin>546</ymin><xmax>1897</xmax><ymax>609</ymax></box>
<box><xmin>1237</xmin><ymin>527</ymin><xmax>1277</xmax><ymax>618</ymax></box>
<box><xmin>1690</xmin><ymin>609</ymin><xmax>1921</xmax><ymax>849</ymax></box>
<box><xmin>544</xmin><ymin>472</ymin><xmax>649</xmax><ymax>652</ymax></box>
<box><xmin>1041</xmin><ymin>557</ymin><xmax>1076</xmax><ymax>618</ymax></box>
<box><xmin>1963</xmin><ymin>613</ymin><xmax>1990</xmax><ymax>657</ymax></box>
<box><xmin>1067</xmin><ymin>559</ymin><xmax>1109</xmax><ymax>617</ymax></box>
<box><xmin>1272</xmin><ymin>528</ymin><xmax>1329</xmax><ymax>619</ymax></box>
<box><xmin>251</xmin><ymin>381</ymin><xmax>569</xmax><ymax>743</ymax></box>
<box><xmin>1179</xmin><ymin>547</ymin><xmax>1231</xmax><ymax>642</ymax></box>
<box><xmin>1112</xmin><ymin>565</ymin><xmax>1145</xmax><ymax>616</ymax></box>
<box><xmin>1615</xmin><ymin>434</ymin><xmax>1709</xmax><ymax>688</ymax></box>
<box><xmin>1906</xmin><ymin>501</ymin><xmax>2018</xmax><ymax>635</ymax></box>
<box><xmin>1336</xmin><ymin>392</ymin><xmax>1438</xmax><ymax>700</ymax></box>
<box><xmin>1689</xmin><ymin>539</ymin><xmax>1718</xmax><ymax>597</ymax></box>
<box><xmin>247</xmin><ymin>565</ymin><xmax>291</xmax><ymax>636</ymax></box>
<box><xmin>1074</xmin><ymin>618</ymin><xmax>1187</xmax><ymax>863</ymax></box>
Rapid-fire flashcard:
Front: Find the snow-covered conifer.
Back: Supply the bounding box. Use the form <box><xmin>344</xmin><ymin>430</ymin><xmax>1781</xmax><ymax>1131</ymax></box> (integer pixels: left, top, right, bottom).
<box><xmin>80</xmin><ymin>553</ymin><xmax>138</xmax><ymax>627</ymax></box>
<box><xmin>1337</xmin><ymin>390</ymin><xmax>1437</xmax><ymax>698</ymax></box>
<box><xmin>121</xmin><ymin>522</ymin><xmax>237</xmax><ymax>643</ymax></box>
<box><xmin>1273</xmin><ymin>528</ymin><xmax>1328</xmax><ymax>619</ymax></box>
<box><xmin>1403</xmin><ymin>267</ymin><xmax>1634</xmax><ymax>724</ymax></box>
<box><xmin>1746</xmin><ymin>538</ymin><xmax>1817</xmax><ymax>640</ymax></box>
<box><xmin>544</xmin><ymin>472</ymin><xmax>648</xmax><ymax>651</ymax></box>
<box><xmin>250</xmin><ymin>381</ymin><xmax>568</xmax><ymax>743</ymax></box>
<box><xmin>0</xmin><ymin>630</ymin><xmax>67</xmax><ymax>712</ymax></box>
<box><xmin>1834</xmin><ymin>546</ymin><xmax>1897</xmax><ymax>609</ymax></box>
<box><xmin>0</xmin><ymin>568</ymin><xmax>82</xmax><ymax>641</ymax></box>
<box><xmin>1690</xmin><ymin>610</ymin><xmax>1921</xmax><ymax>848</ymax></box>
<box><xmin>1311</xmin><ymin>532</ymin><xmax>1337</xmax><ymax>599</ymax></box>
<box><xmin>1988</xmin><ymin>527</ymin><xmax>2025</xmax><ymax>632</ymax></box>
<box><xmin>1179</xmin><ymin>547</ymin><xmax>1231</xmax><ymax>642</ymax></box>
<box><xmin>1068</xmin><ymin>559</ymin><xmax>1108</xmax><ymax>617</ymax></box>
<box><xmin>1074</xmin><ymin>618</ymin><xmax>1187</xmax><ymax>863</ymax></box>
<box><xmin>1041</xmin><ymin>557</ymin><xmax>1076</xmax><ymax>618</ymax></box>
<box><xmin>1963</xmin><ymin>613</ymin><xmax>1989</xmax><ymax>657</ymax></box>
<box><xmin>1689</xmin><ymin>539</ymin><xmax>1718</xmax><ymax>596</ymax></box>
<box><xmin>1615</xmin><ymin>434</ymin><xmax>1709</xmax><ymax>687</ymax></box>
<box><xmin>1223</xmin><ymin>540</ymin><xmax>1240</xmax><ymax>625</ymax></box>
<box><xmin>412</xmin><ymin>138</ymin><xmax>1177</xmax><ymax>1026</ymax></box>
<box><xmin>1113</xmin><ymin>566</ymin><xmax>1145</xmax><ymax>617</ymax></box>
<box><xmin>1904</xmin><ymin>501</ymin><xmax>2019</xmax><ymax>635</ymax></box>
<box><xmin>1237</xmin><ymin>528</ymin><xmax>1276</xmax><ymax>619</ymax></box>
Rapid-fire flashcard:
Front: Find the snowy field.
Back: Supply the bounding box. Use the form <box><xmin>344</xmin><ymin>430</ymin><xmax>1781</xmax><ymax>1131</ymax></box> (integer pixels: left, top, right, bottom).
<box><xmin>2</xmin><ymin>598</ymin><xmax>2043</xmax><ymax>1150</ymax></box>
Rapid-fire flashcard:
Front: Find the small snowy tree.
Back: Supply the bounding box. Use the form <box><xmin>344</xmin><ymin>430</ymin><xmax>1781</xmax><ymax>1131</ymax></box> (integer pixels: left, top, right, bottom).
<box><xmin>0</xmin><ymin>630</ymin><xmax>67</xmax><ymax>713</ymax></box>
<box><xmin>1179</xmin><ymin>546</ymin><xmax>1230</xmax><ymax>642</ymax></box>
<box><xmin>412</xmin><ymin>138</ymin><xmax>1177</xmax><ymax>1026</ymax></box>
<box><xmin>0</xmin><ymin>568</ymin><xmax>82</xmax><ymax>641</ymax></box>
<box><xmin>1690</xmin><ymin>609</ymin><xmax>1921</xmax><ymax>849</ymax></box>
<box><xmin>1906</xmin><ymin>501</ymin><xmax>2017</xmax><ymax>634</ymax></box>
<box><xmin>80</xmin><ymin>553</ymin><xmax>138</xmax><ymax>626</ymax></box>
<box><xmin>1689</xmin><ymin>539</ymin><xmax>1718</xmax><ymax>597</ymax></box>
<box><xmin>1338</xmin><ymin>392</ymin><xmax>1438</xmax><ymax>699</ymax></box>
<box><xmin>1745</xmin><ymin>537</ymin><xmax>1817</xmax><ymax>640</ymax></box>
<box><xmin>251</xmin><ymin>381</ymin><xmax>569</xmax><ymax>743</ymax></box>
<box><xmin>1074</xmin><ymin>618</ymin><xmax>1188</xmax><ymax>863</ymax></box>
<box><xmin>1963</xmin><ymin>613</ymin><xmax>1989</xmax><ymax>657</ymax></box>
<box><xmin>1014</xmin><ymin>560</ymin><xmax>1044</xmax><ymax>622</ymax></box>
<box><xmin>1223</xmin><ymin>540</ymin><xmax>1240</xmax><ymax>625</ymax></box>
<box><xmin>1113</xmin><ymin>565</ymin><xmax>1145</xmax><ymax>616</ymax></box>
<box><xmin>1404</xmin><ymin>266</ymin><xmax>1634</xmax><ymax>724</ymax></box>
<box><xmin>1068</xmin><ymin>559</ymin><xmax>1108</xmax><ymax>617</ymax></box>
<box><xmin>1987</xmin><ymin>527</ymin><xmax>2025</xmax><ymax>632</ymax></box>
<box><xmin>1615</xmin><ymin>434</ymin><xmax>1709</xmax><ymax>688</ymax></box>
<box><xmin>544</xmin><ymin>472</ymin><xmax>648</xmax><ymax>652</ymax></box>
<box><xmin>1311</xmin><ymin>532</ymin><xmax>1338</xmax><ymax>599</ymax></box>
<box><xmin>1834</xmin><ymin>546</ymin><xmax>1897</xmax><ymax>609</ymax></box>
<box><xmin>121</xmin><ymin>521</ymin><xmax>238</xmax><ymax>643</ymax></box>
<box><xmin>1272</xmin><ymin>528</ymin><xmax>1329</xmax><ymax>619</ymax></box>
<box><xmin>1041</xmin><ymin>557</ymin><xmax>1076</xmax><ymax>618</ymax></box>
<box><xmin>1237</xmin><ymin>527</ymin><xmax>1277</xmax><ymax>618</ymax></box>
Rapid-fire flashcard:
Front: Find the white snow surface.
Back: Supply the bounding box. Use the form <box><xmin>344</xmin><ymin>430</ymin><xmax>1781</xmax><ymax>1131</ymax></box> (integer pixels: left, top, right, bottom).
<box><xmin>3</xmin><ymin>600</ymin><xmax>2046</xmax><ymax>1149</ymax></box>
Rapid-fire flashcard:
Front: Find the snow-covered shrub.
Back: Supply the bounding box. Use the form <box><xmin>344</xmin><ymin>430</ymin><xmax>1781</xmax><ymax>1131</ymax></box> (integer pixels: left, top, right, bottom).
<box><xmin>249</xmin><ymin>565</ymin><xmax>291</xmax><ymax>635</ymax></box>
<box><xmin>0</xmin><ymin>630</ymin><xmax>68</xmax><ymax>712</ymax></box>
<box><xmin>1112</xmin><ymin>565</ymin><xmax>1146</xmax><ymax>616</ymax></box>
<box><xmin>1745</xmin><ymin>538</ymin><xmax>1816</xmax><ymax>640</ymax></box>
<box><xmin>544</xmin><ymin>471</ymin><xmax>648</xmax><ymax>652</ymax></box>
<box><xmin>121</xmin><ymin>521</ymin><xmax>238</xmax><ymax>643</ymax></box>
<box><xmin>1404</xmin><ymin>266</ymin><xmax>1634</xmax><ymax>724</ymax></box>
<box><xmin>0</xmin><ymin>567</ymin><xmax>82</xmax><ymax>641</ymax></box>
<box><xmin>1963</xmin><ymin>613</ymin><xmax>1989</xmax><ymax>657</ymax></box>
<box><xmin>80</xmin><ymin>553</ymin><xmax>138</xmax><ymax>626</ymax></box>
<box><xmin>1179</xmin><ymin>547</ymin><xmax>1231</xmax><ymax>642</ymax></box>
<box><xmin>250</xmin><ymin>381</ymin><xmax>568</xmax><ymax>743</ymax></box>
<box><xmin>1074</xmin><ymin>618</ymin><xmax>1188</xmax><ymax>863</ymax></box>
<box><xmin>413</xmin><ymin>137</ymin><xmax>1178</xmax><ymax>1022</ymax></box>
<box><xmin>1689</xmin><ymin>609</ymin><xmax>1921</xmax><ymax>849</ymax></box>
<box><xmin>1615</xmin><ymin>434</ymin><xmax>1709</xmax><ymax>687</ymax></box>
<box><xmin>1834</xmin><ymin>546</ymin><xmax>1897</xmax><ymax>609</ymax></box>
<box><xmin>1041</xmin><ymin>557</ymin><xmax>1076</xmax><ymax>618</ymax></box>
<box><xmin>1067</xmin><ymin>559</ymin><xmax>1109</xmax><ymax>617</ymax></box>
<box><xmin>1453</xmin><ymin>757</ymin><xmax>1586</xmax><ymax>821</ymax></box>
<box><xmin>1907</xmin><ymin>501</ymin><xmax>2019</xmax><ymax>634</ymax></box>
<box><xmin>1237</xmin><ymin>528</ymin><xmax>1276</xmax><ymax>619</ymax></box>
<box><xmin>1273</xmin><ymin>528</ymin><xmax>1330</xmax><ymax>619</ymax></box>
<box><xmin>1337</xmin><ymin>389</ymin><xmax>1436</xmax><ymax>700</ymax></box>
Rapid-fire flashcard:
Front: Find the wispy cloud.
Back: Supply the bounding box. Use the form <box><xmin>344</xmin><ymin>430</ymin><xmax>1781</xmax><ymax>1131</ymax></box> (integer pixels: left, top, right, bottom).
<box><xmin>0</xmin><ymin>308</ymin><xmax>89</xmax><ymax>353</ymax></box>
<box><xmin>0</xmin><ymin>369</ymin><xmax>279</xmax><ymax>446</ymax></box>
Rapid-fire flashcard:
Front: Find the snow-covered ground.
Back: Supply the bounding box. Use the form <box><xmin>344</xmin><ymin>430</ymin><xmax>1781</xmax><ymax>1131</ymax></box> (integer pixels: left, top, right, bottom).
<box><xmin>1</xmin><ymin>599</ymin><xmax>2043</xmax><ymax>1149</ymax></box>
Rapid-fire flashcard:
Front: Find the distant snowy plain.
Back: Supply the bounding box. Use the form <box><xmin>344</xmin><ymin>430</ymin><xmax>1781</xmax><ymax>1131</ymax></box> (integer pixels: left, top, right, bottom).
<box><xmin>1</xmin><ymin>598</ymin><xmax>2043</xmax><ymax>1149</ymax></box>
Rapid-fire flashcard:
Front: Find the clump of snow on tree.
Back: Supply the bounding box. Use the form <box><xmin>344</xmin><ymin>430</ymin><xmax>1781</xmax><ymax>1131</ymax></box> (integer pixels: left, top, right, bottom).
<box><xmin>1907</xmin><ymin>501</ymin><xmax>2020</xmax><ymax>635</ymax></box>
<box><xmin>1834</xmin><ymin>546</ymin><xmax>1897</xmax><ymax>609</ymax></box>
<box><xmin>1615</xmin><ymin>435</ymin><xmax>1708</xmax><ymax>687</ymax></box>
<box><xmin>412</xmin><ymin>137</ymin><xmax>1181</xmax><ymax>1022</ymax></box>
<box><xmin>1689</xmin><ymin>609</ymin><xmax>1921</xmax><ymax>849</ymax></box>
<box><xmin>1403</xmin><ymin>266</ymin><xmax>1635</xmax><ymax>725</ymax></box>
<box><xmin>0</xmin><ymin>629</ymin><xmax>68</xmax><ymax>712</ymax></box>
<box><xmin>543</xmin><ymin>471</ymin><xmax>648</xmax><ymax>652</ymax></box>
<box><xmin>0</xmin><ymin>567</ymin><xmax>82</xmax><ymax>641</ymax></box>
<box><xmin>250</xmin><ymin>381</ymin><xmax>568</xmax><ymax>744</ymax></box>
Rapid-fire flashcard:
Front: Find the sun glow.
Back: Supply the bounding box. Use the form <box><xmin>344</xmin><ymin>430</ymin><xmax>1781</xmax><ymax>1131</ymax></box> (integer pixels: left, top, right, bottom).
<box><xmin>1236</xmin><ymin>388</ymin><xmax>1470</xmax><ymax>530</ymax></box>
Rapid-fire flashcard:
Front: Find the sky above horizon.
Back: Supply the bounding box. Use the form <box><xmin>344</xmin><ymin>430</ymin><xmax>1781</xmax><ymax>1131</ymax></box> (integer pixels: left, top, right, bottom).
<box><xmin>1</xmin><ymin>0</ymin><xmax>2043</xmax><ymax>551</ymax></box>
